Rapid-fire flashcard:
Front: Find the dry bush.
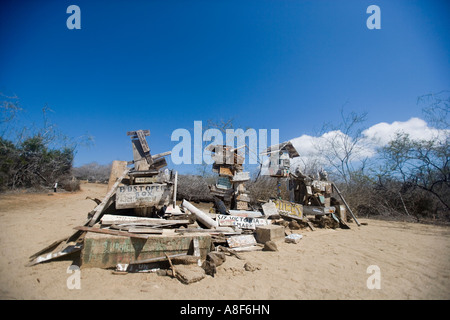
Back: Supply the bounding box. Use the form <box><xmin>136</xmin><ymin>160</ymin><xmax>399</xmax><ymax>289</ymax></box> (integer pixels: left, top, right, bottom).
<box><xmin>177</xmin><ymin>174</ymin><xmax>214</xmax><ymax>202</ymax></box>
<box><xmin>72</xmin><ymin>162</ymin><xmax>111</xmax><ymax>183</ymax></box>
<box><xmin>247</xmin><ymin>176</ymin><xmax>289</xmax><ymax>207</ymax></box>
<box><xmin>59</xmin><ymin>176</ymin><xmax>80</xmax><ymax>192</ymax></box>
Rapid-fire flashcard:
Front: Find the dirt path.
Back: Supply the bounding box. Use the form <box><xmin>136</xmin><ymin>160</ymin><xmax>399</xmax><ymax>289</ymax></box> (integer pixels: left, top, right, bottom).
<box><xmin>0</xmin><ymin>183</ymin><xmax>449</xmax><ymax>300</ymax></box>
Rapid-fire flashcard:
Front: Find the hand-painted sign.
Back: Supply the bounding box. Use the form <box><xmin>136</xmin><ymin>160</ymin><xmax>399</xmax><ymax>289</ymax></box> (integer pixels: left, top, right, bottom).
<box><xmin>116</xmin><ymin>183</ymin><xmax>171</xmax><ymax>209</ymax></box>
<box><xmin>274</xmin><ymin>199</ymin><xmax>303</xmax><ymax>220</ymax></box>
<box><xmin>217</xmin><ymin>214</ymin><xmax>270</xmax><ymax>230</ymax></box>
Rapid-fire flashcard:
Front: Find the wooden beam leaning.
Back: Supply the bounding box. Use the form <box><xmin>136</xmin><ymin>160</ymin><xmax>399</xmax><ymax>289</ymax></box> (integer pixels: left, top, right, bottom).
<box><xmin>88</xmin><ymin>167</ymin><xmax>131</xmax><ymax>227</ymax></box>
<box><xmin>331</xmin><ymin>182</ymin><xmax>361</xmax><ymax>226</ymax></box>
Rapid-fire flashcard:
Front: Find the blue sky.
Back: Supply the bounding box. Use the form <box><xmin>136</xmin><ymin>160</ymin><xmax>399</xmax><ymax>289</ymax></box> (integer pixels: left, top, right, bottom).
<box><xmin>1</xmin><ymin>0</ymin><xmax>449</xmax><ymax>173</ymax></box>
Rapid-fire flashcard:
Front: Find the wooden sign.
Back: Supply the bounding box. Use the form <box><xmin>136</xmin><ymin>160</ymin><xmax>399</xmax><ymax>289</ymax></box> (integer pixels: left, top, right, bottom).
<box><xmin>134</xmin><ymin>176</ymin><xmax>157</xmax><ymax>184</ymax></box>
<box><xmin>219</xmin><ymin>166</ymin><xmax>233</xmax><ymax>177</ymax></box>
<box><xmin>217</xmin><ymin>176</ymin><xmax>232</xmax><ymax>190</ymax></box>
<box><xmin>274</xmin><ymin>199</ymin><xmax>303</xmax><ymax>220</ymax></box>
<box><xmin>231</xmin><ymin>171</ymin><xmax>250</xmax><ymax>182</ymax></box>
<box><xmin>217</xmin><ymin>214</ymin><xmax>270</xmax><ymax>230</ymax></box>
<box><xmin>116</xmin><ymin>183</ymin><xmax>171</xmax><ymax>209</ymax></box>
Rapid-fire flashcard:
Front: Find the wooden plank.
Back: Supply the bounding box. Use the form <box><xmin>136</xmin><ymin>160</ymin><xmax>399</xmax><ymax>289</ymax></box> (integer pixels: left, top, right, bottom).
<box><xmin>127</xmin><ymin>130</ymin><xmax>150</xmax><ymax>136</ymax></box>
<box><xmin>27</xmin><ymin>241</ymin><xmax>83</xmax><ymax>266</ymax></box>
<box><xmin>306</xmin><ymin>220</ymin><xmax>316</xmax><ymax>231</ymax></box>
<box><xmin>127</xmin><ymin>227</ymin><xmax>164</xmax><ymax>234</ymax></box>
<box><xmin>229</xmin><ymin>210</ymin><xmax>263</xmax><ymax>218</ymax></box>
<box><xmin>128</xmin><ymin>170</ymin><xmax>159</xmax><ymax>177</ymax></box>
<box><xmin>136</xmin><ymin>130</ymin><xmax>153</xmax><ymax>166</ymax></box>
<box><xmin>219</xmin><ymin>166</ymin><xmax>233</xmax><ymax>177</ymax></box>
<box><xmin>88</xmin><ymin>167</ymin><xmax>131</xmax><ymax>227</ymax></box>
<box><xmin>75</xmin><ymin>226</ymin><xmax>151</xmax><ymax>239</ymax></box>
<box><xmin>100</xmin><ymin>214</ymin><xmax>189</xmax><ymax>226</ymax></box>
<box><xmin>136</xmin><ymin>130</ymin><xmax>150</xmax><ymax>153</ymax></box>
<box><xmin>107</xmin><ymin>160</ymin><xmax>128</xmax><ymax>193</ymax></box>
<box><xmin>151</xmin><ymin>151</ymin><xmax>172</xmax><ymax>160</ymax></box>
<box><xmin>131</xmin><ymin>140</ymin><xmax>150</xmax><ymax>171</ymax></box>
<box><xmin>129</xmin><ymin>253</ymin><xmax>187</xmax><ymax>265</ymax></box>
<box><xmin>28</xmin><ymin>237</ymin><xmax>68</xmax><ymax>260</ymax></box>
<box><xmin>165</xmin><ymin>253</ymin><xmax>176</xmax><ymax>277</ymax></box>
<box><xmin>231</xmin><ymin>171</ymin><xmax>250</xmax><ymax>182</ymax></box>
<box><xmin>134</xmin><ymin>176</ymin><xmax>157</xmax><ymax>184</ymax></box>
<box><xmin>231</xmin><ymin>245</ymin><xmax>263</xmax><ymax>252</ymax></box>
<box><xmin>261</xmin><ymin>201</ymin><xmax>278</xmax><ymax>217</ymax></box>
<box><xmin>150</xmin><ymin>157</ymin><xmax>167</xmax><ymax>170</ymax></box>
<box><xmin>332</xmin><ymin>182</ymin><xmax>361</xmax><ymax>226</ymax></box>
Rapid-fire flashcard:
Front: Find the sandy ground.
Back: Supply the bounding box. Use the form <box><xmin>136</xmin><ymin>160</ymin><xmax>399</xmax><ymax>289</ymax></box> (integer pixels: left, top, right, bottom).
<box><xmin>0</xmin><ymin>182</ymin><xmax>449</xmax><ymax>300</ymax></box>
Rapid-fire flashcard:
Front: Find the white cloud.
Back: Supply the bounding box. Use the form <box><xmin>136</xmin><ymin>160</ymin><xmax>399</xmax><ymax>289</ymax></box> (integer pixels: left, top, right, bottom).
<box><xmin>362</xmin><ymin>117</ymin><xmax>446</xmax><ymax>147</ymax></box>
<box><xmin>286</xmin><ymin>117</ymin><xmax>448</xmax><ymax>173</ymax></box>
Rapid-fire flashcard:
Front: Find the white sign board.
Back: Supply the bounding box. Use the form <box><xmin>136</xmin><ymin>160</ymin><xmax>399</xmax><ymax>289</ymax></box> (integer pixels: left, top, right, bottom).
<box><xmin>217</xmin><ymin>214</ymin><xmax>270</xmax><ymax>230</ymax></box>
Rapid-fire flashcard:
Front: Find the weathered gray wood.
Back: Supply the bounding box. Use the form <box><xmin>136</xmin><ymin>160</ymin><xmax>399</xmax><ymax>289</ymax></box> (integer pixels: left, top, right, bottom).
<box><xmin>127</xmin><ymin>227</ymin><xmax>165</xmax><ymax>234</ymax></box>
<box><xmin>88</xmin><ymin>167</ymin><xmax>131</xmax><ymax>227</ymax></box>
<box><xmin>129</xmin><ymin>253</ymin><xmax>187</xmax><ymax>265</ymax></box>
<box><xmin>109</xmin><ymin>224</ymin><xmax>164</xmax><ymax>234</ymax></box>
<box><xmin>173</xmin><ymin>171</ymin><xmax>178</xmax><ymax>207</ymax></box>
<box><xmin>115</xmin><ymin>183</ymin><xmax>172</xmax><ymax>209</ymax></box>
<box><xmin>28</xmin><ymin>237</ymin><xmax>68</xmax><ymax>260</ymax></box>
<box><xmin>27</xmin><ymin>241</ymin><xmax>83</xmax><ymax>266</ymax></box>
<box><xmin>136</xmin><ymin>130</ymin><xmax>150</xmax><ymax>153</ymax></box>
<box><xmin>150</xmin><ymin>157</ymin><xmax>167</xmax><ymax>170</ymax></box>
<box><xmin>151</xmin><ymin>151</ymin><xmax>172</xmax><ymax>160</ymax></box>
<box><xmin>131</xmin><ymin>139</ymin><xmax>150</xmax><ymax>171</ymax></box>
<box><xmin>127</xmin><ymin>130</ymin><xmax>150</xmax><ymax>136</ymax></box>
<box><xmin>165</xmin><ymin>253</ymin><xmax>176</xmax><ymax>277</ymax></box>
<box><xmin>107</xmin><ymin>160</ymin><xmax>128</xmax><ymax>193</ymax></box>
<box><xmin>306</xmin><ymin>220</ymin><xmax>316</xmax><ymax>231</ymax></box>
<box><xmin>75</xmin><ymin>226</ymin><xmax>151</xmax><ymax>239</ymax></box>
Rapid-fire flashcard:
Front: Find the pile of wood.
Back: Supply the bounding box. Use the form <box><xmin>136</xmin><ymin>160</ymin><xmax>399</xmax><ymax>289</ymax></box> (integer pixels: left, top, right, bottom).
<box><xmin>26</xmin><ymin>129</ymin><xmax>359</xmax><ymax>285</ymax></box>
<box><xmin>207</xmin><ymin>144</ymin><xmax>251</xmax><ymax>211</ymax></box>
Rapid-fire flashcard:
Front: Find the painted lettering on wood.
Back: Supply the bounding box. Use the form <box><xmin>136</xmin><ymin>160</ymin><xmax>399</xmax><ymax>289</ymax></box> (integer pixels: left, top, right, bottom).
<box><xmin>217</xmin><ymin>214</ymin><xmax>270</xmax><ymax>230</ymax></box>
<box><xmin>274</xmin><ymin>199</ymin><xmax>303</xmax><ymax>220</ymax></box>
<box><xmin>116</xmin><ymin>183</ymin><xmax>171</xmax><ymax>209</ymax></box>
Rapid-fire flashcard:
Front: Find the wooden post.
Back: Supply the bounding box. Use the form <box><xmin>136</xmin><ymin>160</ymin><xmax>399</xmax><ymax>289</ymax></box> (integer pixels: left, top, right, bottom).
<box><xmin>332</xmin><ymin>182</ymin><xmax>361</xmax><ymax>226</ymax></box>
<box><xmin>173</xmin><ymin>171</ymin><xmax>178</xmax><ymax>207</ymax></box>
